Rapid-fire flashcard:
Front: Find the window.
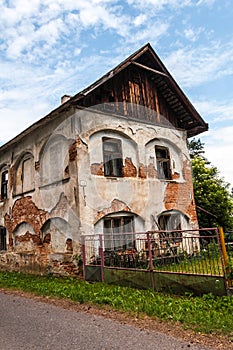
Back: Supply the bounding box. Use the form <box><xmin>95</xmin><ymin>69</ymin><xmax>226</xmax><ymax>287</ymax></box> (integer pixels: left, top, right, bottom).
<box><xmin>15</xmin><ymin>153</ymin><xmax>34</xmax><ymax>194</ymax></box>
<box><xmin>22</xmin><ymin>157</ymin><xmax>34</xmax><ymax>193</ymax></box>
<box><xmin>0</xmin><ymin>227</ymin><xmax>6</xmax><ymax>251</ymax></box>
<box><xmin>40</xmin><ymin>136</ymin><xmax>69</xmax><ymax>187</ymax></box>
<box><xmin>1</xmin><ymin>170</ymin><xmax>8</xmax><ymax>200</ymax></box>
<box><xmin>104</xmin><ymin>216</ymin><xmax>135</xmax><ymax>251</ymax></box>
<box><xmin>102</xmin><ymin>137</ymin><xmax>123</xmax><ymax>177</ymax></box>
<box><xmin>155</xmin><ymin>146</ymin><xmax>171</xmax><ymax>179</ymax></box>
<box><xmin>158</xmin><ymin>212</ymin><xmax>182</xmax><ymax>243</ymax></box>
<box><xmin>49</xmin><ymin>142</ymin><xmax>63</xmax><ymax>183</ymax></box>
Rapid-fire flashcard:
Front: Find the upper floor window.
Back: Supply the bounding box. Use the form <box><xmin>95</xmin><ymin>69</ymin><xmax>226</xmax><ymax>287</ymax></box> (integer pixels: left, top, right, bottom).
<box><xmin>155</xmin><ymin>146</ymin><xmax>171</xmax><ymax>180</ymax></box>
<box><xmin>102</xmin><ymin>137</ymin><xmax>123</xmax><ymax>177</ymax></box>
<box><xmin>15</xmin><ymin>153</ymin><xmax>34</xmax><ymax>195</ymax></box>
<box><xmin>40</xmin><ymin>135</ymin><xmax>69</xmax><ymax>187</ymax></box>
<box><xmin>1</xmin><ymin>170</ymin><xmax>8</xmax><ymax>200</ymax></box>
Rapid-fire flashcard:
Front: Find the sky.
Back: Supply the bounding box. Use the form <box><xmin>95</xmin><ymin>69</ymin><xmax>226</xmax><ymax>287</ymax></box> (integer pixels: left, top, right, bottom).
<box><xmin>0</xmin><ymin>0</ymin><xmax>232</xmax><ymax>187</ymax></box>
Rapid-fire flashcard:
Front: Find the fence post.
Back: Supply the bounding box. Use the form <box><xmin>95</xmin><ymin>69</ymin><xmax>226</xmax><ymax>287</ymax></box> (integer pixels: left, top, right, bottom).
<box><xmin>219</xmin><ymin>227</ymin><xmax>231</xmax><ymax>288</ymax></box>
<box><xmin>81</xmin><ymin>235</ymin><xmax>86</xmax><ymax>281</ymax></box>
<box><xmin>99</xmin><ymin>235</ymin><xmax>105</xmax><ymax>283</ymax></box>
<box><xmin>147</xmin><ymin>232</ymin><xmax>155</xmax><ymax>291</ymax></box>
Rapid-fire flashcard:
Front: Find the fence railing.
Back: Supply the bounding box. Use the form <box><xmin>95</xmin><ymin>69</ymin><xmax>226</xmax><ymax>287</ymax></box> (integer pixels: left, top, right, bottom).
<box><xmin>82</xmin><ymin>228</ymin><xmax>226</xmax><ymax>279</ymax></box>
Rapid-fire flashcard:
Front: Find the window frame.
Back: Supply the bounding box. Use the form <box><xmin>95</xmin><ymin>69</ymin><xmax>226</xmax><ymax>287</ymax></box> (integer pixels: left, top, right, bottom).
<box><xmin>155</xmin><ymin>145</ymin><xmax>171</xmax><ymax>180</ymax></box>
<box><xmin>103</xmin><ymin>215</ymin><xmax>135</xmax><ymax>251</ymax></box>
<box><xmin>22</xmin><ymin>156</ymin><xmax>35</xmax><ymax>193</ymax></box>
<box><xmin>14</xmin><ymin>153</ymin><xmax>35</xmax><ymax>195</ymax></box>
<box><xmin>0</xmin><ymin>227</ymin><xmax>7</xmax><ymax>251</ymax></box>
<box><xmin>1</xmin><ymin>170</ymin><xmax>8</xmax><ymax>200</ymax></box>
<box><xmin>102</xmin><ymin>137</ymin><xmax>123</xmax><ymax>177</ymax></box>
<box><xmin>158</xmin><ymin>212</ymin><xmax>182</xmax><ymax>243</ymax></box>
<box><xmin>40</xmin><ymin>135</ymin><xmax>70</xmax><ymax>187</ymax></box>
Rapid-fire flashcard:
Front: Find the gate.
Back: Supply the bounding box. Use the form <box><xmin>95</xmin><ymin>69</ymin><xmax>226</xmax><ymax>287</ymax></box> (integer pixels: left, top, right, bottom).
<box><xmin>82</xmin><ymin>228</ymin><xmax>230</xmax><ymax>296</ymax></box>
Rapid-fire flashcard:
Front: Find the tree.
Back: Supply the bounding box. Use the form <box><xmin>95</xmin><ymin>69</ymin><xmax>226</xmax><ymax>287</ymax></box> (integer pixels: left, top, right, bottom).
<box><xmin>188</xmin><ymin>139</ymin><xmax>233</xmax><ymax>231</ymax></box>
<box><xmin>188</xmin><ymin>138</ymin><xmax>205</xmax><ymax>158</ymax></box>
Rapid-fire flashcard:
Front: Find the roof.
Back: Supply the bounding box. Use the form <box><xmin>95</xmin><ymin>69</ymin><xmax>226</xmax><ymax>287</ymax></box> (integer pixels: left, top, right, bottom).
<box><xmin>0</xmin><ymin>43</ymin><xmax>208</xmax><ymax>153</ymax></box>
<box><xmin>70</xmin><ymin>43</ymin><xmax>208</xmax><ymax>137</ymax></box>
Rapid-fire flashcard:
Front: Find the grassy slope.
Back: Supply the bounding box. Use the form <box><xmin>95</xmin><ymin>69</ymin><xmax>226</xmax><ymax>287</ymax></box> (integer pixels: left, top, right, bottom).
<box><xmin>0</xmin><ymin>271</ymin><xmax>232</xmax><ymax>340</ymax></box>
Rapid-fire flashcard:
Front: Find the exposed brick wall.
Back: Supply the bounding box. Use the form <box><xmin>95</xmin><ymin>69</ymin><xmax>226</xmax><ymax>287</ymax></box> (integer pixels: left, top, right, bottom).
<box><xmin>123</xmin><ymin>157</ymin><xmax>137</xmax><ymax>177</ymax></box>
<box><xmin>139</xmin><ymin>163</ymin><xmax>147</xmax><ymax>179</ymax></box>
<box><xmin>91</xmin><ymin>163</ymin><xmax>104</xmax><ymax>176</ymax></box>
<box><xmin>2</xmin><ymin>194</ymin><xmax>82</xmax><ymax>276</ymax></box>
<box><xmin>96</xmin><ymin>198</ymin><xmax>131</xmax><ymax>223</ymax></box>
<box><xmin>164</xmin><ymin>160</ymin><xmax>198</xmax><ymax>224</ymax></box>
<box><xmin>172</xmin><ymin>172</ymin><xmax>180</xmax><ymax>180</ymax></box>
<box><xmin>69</xmin><ymin>142</ymin><xmax>77</xmax><ymax>162</ymax></box>
<box><xmin>15</xmin><ymin>231</ymin><xmax>42</xmax><ymax>245</ymax></box>
<box><xmin>5</xmin><ymin>196</ymin><xmax>48</xmax><ymax>236</ymax></box>
<box><xmin>148</xmin><ymin>163</ymin><xmax>158</xmax><ymax>178</ymax></box>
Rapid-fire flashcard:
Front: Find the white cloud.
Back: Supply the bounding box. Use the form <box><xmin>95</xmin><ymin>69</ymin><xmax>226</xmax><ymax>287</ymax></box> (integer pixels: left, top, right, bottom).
<box><xmin>195</xmin><ymin>99</ymin><xmax>233</xmax><ymax>123</ymax></box>
<box><xmin>0</xmin><ymin>103</ymin><xmax>49</xmax><ymax>143</ymax></box>
<box><xmin>196</xmin><ymin>0</ymin><xmax>216</xmax><ymax>6</ymax></box>
<box><xmin>183</xmin><ymin>27</ymin><xmax>204</xmax><ymax>42</ymax></box>
<box><xmin>201</xmin><ymin>127</ymin><xmax>233</xmax><ymax>187</ymax></box>
<box><xmin>0</xmin><ymin>0</ymin><xmax>232</xmax><ymax>188</ymax></box>
<box><xmin>164</xmin><ymin>43</ymin><xmax>233</xmax><ymax>88</ymax></box>
<box><xmin>133</xmin><ymin>14</ymin><xmax>147</xmax><ymax>26</ymax></box>
<box><xmin>126</xmin><ymin>0</ymin><xmax>192</xmax><ymax>10</ymax></box>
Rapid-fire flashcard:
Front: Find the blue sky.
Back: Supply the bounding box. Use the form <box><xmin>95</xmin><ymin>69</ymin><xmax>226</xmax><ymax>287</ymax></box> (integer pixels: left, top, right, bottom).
<box><xmin>0</xmin><ymin>0</ymin><xmax>232</xmax><ymax>186</ymax></box>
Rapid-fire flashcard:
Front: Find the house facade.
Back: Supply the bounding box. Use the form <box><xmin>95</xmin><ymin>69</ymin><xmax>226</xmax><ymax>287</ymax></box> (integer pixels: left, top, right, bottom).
<box><xmin>0</xmin><ymin>44</ymin><xmax>208</xmax><ymax>275</ymax></box>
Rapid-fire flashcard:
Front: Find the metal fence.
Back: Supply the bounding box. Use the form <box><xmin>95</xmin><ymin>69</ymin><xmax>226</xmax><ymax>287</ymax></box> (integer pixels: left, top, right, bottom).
<box><xmin>82</xmin><ymin>228</ymin><xmax>226</xmax><ymax>279</ymax></box>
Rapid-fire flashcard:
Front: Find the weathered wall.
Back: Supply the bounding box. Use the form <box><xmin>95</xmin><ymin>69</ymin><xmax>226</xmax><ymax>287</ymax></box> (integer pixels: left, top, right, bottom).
<box><xmin>0</xmin><ymin>105</ymin><xmax>198</xmax><ymax>276</ymax></box>
<box><xmin>76</xmin><ymin>109</ymin><xmax>197</xmax><ymax>236</ymax></box>
<box><xmin>0</xmin><ymin>107</ymin><xmax>82</xmax><ymax>275</ymax></box>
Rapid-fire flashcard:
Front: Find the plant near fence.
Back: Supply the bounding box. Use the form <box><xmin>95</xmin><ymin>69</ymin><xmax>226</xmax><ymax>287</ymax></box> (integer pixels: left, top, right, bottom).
<box><xmin>86</xmin><ymin>232</ymin><xmax>224</xmax><ymax>276</ymax></box>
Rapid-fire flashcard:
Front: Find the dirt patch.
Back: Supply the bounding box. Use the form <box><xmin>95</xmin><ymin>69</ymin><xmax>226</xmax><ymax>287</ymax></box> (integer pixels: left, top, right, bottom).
<box><xmin>0</xmin><ymin>288</ymin><xmax>232</xmax><ymax>349</ymax></box>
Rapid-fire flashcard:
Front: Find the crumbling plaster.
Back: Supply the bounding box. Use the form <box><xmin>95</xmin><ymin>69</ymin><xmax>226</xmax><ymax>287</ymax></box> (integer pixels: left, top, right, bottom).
<box><xmin>0</xmin><ymin>107</ymin><xmax>198</xmax><ymax>275</ymax></box>
<box><xmin>76</xmin><ymin>110</ymin><xmax>196</xmax><ymax>234</ymax></box>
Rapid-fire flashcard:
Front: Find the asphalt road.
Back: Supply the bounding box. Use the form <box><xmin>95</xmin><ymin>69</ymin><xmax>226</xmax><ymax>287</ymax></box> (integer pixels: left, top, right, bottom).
<box><xmin>0</xmin><ymin>291</ymin><xmax>213</xmax><ymax>350</ymax></box>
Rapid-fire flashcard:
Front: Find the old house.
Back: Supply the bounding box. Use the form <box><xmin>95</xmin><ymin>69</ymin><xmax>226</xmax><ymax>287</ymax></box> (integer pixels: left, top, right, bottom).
<box><xmin>0</xmin><ymin>43</ymin><xmax>208</xmax><ymax>275</ymax></box>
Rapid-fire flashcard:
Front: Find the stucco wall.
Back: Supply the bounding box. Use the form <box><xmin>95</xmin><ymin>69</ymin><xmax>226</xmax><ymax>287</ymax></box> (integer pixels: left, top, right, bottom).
<box><xmin>0</xmin><ymin>105</ymin><xmax>198</xmax><ymax>275</ymax></box>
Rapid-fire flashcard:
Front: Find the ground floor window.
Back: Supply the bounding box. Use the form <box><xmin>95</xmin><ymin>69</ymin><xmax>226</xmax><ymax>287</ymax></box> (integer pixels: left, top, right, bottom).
<box><xmin>158</xmin><ymin>212</ymin><xmax>183</xmax><ymax>243</ymax></box>
<box><xmin>0</xmin><ymin>227</ymin><xmax>6</xmax><ymax>251</ymax></box>
<box><xmin>103</xmin><ymin>215</ymin><xmax>135</xmax><ymax>251</ymax></box>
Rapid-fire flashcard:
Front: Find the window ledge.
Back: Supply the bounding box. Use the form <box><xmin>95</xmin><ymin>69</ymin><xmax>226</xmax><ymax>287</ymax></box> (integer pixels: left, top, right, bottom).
<box><xmin>158</xmin><ymin>179</ymin><xmax>181</xmax><ymax>183</ymax></box>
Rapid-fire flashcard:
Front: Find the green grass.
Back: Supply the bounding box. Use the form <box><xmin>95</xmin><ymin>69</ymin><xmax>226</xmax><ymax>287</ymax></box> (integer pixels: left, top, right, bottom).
<box><xmin>153</xmin><ymin>256</ymin><xmax>224</xmax><ymax>275</ymax></box>
<box><xmin>0</xmin><ymin>271</ymin><xmax>232</xmax><ymax>340</ymax></box>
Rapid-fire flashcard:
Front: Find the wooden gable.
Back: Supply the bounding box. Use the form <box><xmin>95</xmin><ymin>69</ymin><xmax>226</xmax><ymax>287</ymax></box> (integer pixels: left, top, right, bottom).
<box><xmin>71</xmin><ymin>43</ymin><xmax>208</xmax><ymax>137</ymax></box>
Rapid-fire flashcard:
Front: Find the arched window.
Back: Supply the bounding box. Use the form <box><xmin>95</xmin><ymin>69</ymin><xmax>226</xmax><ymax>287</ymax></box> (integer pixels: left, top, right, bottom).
<box><xmin>89</xmin><ymin>129</ymin><xmax>137</xmax><ymax>178</ymax></box>
<box><xmin>102</xmin><ymin>137</ymin><xmax>123</xmax><ymax>177</ymax></box>
<box><xmin>155</xmin><ymin>146</ymin><xmax>171</xmax><ymax>179</ymax></box>
<box><xmin>41</xmin><ymin>218</ymin><xmax>73</xmax><ymax>253</ymax></box>
<box><xmin>158</xmin><ymin>210</ymin><xmax>189</xmax><ymax>243</ymax></box>
<box><xmin>15</xmin><ymin>153</ymin><xmax>34</xmax><ymax>194</ymax></box>
<box><xmin>103</xmin><ymin>214</ymin><xmax>135</xmax><ymax>251</ymax></box>
<box><xmin>40</xmin><ymin>135</ymin><xmax>69</xmax><ymax>186</ymax></box>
